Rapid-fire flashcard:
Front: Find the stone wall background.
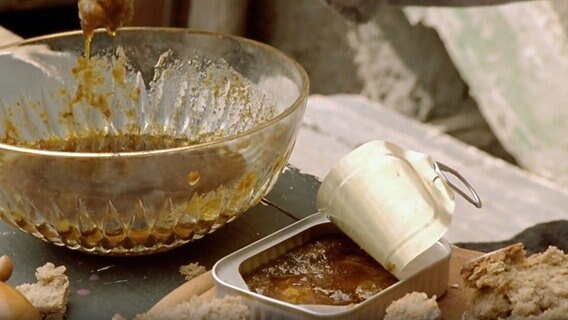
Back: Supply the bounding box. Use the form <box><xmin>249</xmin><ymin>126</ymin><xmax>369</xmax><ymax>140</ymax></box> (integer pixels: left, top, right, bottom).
<box><xmin>405</xmin><ymin>2</ymin><xmax>568</xmax><ymax>185</ymax></box>
<box><xmin>247</xmin><ymin>0</ymin><xmax>514</xmax><ymax>162</ymax></box>
<box><xmin>247</xmin><ymin>0</ymin><xmax>362</xmax><ymax>95</ymax></box>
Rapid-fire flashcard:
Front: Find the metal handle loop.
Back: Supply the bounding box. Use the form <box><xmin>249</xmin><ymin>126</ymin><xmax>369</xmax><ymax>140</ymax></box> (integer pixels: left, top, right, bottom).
<box><xmin>434</xmin><ymin>162</ymin><xmax>482</xmax><ymax>208</ymax></box>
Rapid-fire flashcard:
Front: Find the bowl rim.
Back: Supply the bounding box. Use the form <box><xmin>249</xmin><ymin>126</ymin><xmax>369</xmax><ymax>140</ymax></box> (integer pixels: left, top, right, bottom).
<box><xmin>0</xmin><ymin>27</ymin><xmax>310</xmax><ymax>159</ymax></box>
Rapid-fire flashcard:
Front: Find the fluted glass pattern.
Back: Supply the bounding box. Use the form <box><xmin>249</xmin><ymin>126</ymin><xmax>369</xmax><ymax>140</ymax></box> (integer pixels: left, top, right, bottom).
<box><xmin>0</xmin><ymin>29</ymin><xmax>309</xmax><ymax>255</ymax></box>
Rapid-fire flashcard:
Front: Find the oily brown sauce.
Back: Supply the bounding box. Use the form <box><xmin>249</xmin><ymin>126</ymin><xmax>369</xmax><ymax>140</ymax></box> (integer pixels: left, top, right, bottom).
<box><xmin>25</xmin><ymin>134</ymin><xmax>197</xmax><ymax>153</ymax></box>
<box><xmin>244</xmin><ymin>235</ymin><xmax>398</xmax><ymax>306</ymax></box>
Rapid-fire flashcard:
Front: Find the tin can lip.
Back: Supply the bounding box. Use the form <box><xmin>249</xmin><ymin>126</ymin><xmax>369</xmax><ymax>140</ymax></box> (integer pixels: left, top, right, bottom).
<box><xmin>212</xmin><ymin>212</ymin><xmax>452</xmax><ymax>318</ymax></box>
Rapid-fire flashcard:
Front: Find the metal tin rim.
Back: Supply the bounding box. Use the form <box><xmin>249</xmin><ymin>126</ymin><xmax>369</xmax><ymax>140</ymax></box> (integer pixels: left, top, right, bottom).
<box><xmin>212</xmin><ymin>212</ymin><xmax>452</xmax><ymax>318</ymax></box>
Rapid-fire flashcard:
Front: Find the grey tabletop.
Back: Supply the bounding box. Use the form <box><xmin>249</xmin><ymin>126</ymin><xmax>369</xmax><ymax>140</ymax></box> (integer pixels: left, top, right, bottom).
<box><xmin>0</xmin><ymin>167</ymin><xmax>320</xmax><ymax>319</ymax></box>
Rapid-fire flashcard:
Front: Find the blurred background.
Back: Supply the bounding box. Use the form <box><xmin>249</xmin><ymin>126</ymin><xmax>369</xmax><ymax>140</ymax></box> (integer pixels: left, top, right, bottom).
<box><xmin>0</xmin><ymin>0</ymin><xmax>567</xmax><ymax>188</ymax></box>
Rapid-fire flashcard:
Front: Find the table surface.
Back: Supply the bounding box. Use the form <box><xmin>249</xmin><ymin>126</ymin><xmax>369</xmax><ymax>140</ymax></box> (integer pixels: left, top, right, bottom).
<box><xmin>0</xmin><ymin>167</ymin><xmax>321</xmax><ymax>319</ymax></box>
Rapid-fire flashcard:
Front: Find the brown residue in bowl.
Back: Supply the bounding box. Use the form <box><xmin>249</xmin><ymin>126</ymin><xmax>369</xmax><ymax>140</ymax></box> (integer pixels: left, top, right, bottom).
<box><xmin>3</xmin><ymin>119</ymin><xmax>17</xmax><ymax>146</ymax></box>
<box><xmin>187</xmin><ymin>171</ymin><xmax>201</xmax><ymax>186</ymax></box>
<box><xmin>70</xmin><ymin>56</ymin><xmax>112</xmax><ymax>119</ymax></box>
<box><xmin>0</xmin><ymin>141</ymin><xmax>251</xmax><ymax>253</ymax></box>
<box><xmin>0</xmin><ymin>39</ymin><xmax>287</xmax><ymax>255</ymax></box>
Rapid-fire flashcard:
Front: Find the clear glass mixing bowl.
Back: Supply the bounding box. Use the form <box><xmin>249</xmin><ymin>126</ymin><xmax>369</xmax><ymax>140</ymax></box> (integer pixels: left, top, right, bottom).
<box><xmin>0</xmin><ymin>28</ymin><xmax>309</xmax><ymax>255</ymax></box>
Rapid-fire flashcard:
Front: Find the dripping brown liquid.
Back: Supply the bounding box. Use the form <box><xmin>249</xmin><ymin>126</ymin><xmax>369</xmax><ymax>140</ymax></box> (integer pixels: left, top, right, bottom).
<box><xmin>79</xmin><ymin>0</ymin><xmax>134</xmax><ymax>58</ymax></box>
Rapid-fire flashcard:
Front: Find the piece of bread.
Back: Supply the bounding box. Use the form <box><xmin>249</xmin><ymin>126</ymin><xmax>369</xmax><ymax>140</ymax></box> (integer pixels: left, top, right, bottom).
<box><xmin>15</xmin><ymin>263</ymin><xmax>70</xmax><ymax>320</ymax></box>
<box><xmin>384</xmin><ymin>292</ymin><xmax>441</xmax><ymax>320</ymax></box>
<box><xmin>179</xmin><ymin>262</ymin><xmax>206</xmax><ymax>281</ymax></box>
<box><xmin>137</xmin><ymin>295</ymin><xmax>249</xmax><ymax>320</ymax></box>
<box><xmin>111</xmin><ymin>313</ymin><xmax>128</xmax><ymax>320</ymax></box>
<box><xmin>460</xmin><ymin>243</ymin><xmax>568</xmax><ymax>320</ymax></box>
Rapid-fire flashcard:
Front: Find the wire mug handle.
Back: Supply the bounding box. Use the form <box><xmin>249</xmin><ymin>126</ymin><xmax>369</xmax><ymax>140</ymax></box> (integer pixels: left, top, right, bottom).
<box><xmin>434</xmin><ymin>162</ymin><xmax>482</xmax><ymax>209</ymax></box>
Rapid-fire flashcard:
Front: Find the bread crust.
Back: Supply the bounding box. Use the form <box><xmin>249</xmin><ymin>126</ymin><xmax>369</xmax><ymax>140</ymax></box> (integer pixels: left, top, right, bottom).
<box><xmin>16</xmin><ymin>263</ymin><xmax>70</xmax><ymax>320</ymax></box>
<box><xmin>460</xmin><ymin>243</ymin><xmax>568</xmax><ymax>320</ymax></box>
<box><xmin>460</xmin><ymin>243</ymin><xmax>525</xmax><ymax>288</ymax></box>
<box><xmin>384</xmin><ymin>292</ymin><xmax>441</xmax><ymax>320</ymax></box>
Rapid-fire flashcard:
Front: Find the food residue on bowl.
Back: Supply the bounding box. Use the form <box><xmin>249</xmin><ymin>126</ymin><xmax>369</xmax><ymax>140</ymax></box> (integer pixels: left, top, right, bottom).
<box><xmin>243</xmin><ymin>235</ymin><xmax>398</xmax><ymax>306</ymax></box>
<box><xmin>0</xmin><ymin>15</ymin><xmax>294</xmax><ymax>254</ymax></box>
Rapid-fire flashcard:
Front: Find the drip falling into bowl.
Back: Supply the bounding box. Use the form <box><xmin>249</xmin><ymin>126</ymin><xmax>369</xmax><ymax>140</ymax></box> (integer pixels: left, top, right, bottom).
<box><xmin>0</xmin><ymin>29</ymin><xmax>309</xmax><ymax>255</ymax></box>
<box><xmin>78</xmin><ymin>0</ymin><xmax>134</xmax><ymax>56</ymax></box>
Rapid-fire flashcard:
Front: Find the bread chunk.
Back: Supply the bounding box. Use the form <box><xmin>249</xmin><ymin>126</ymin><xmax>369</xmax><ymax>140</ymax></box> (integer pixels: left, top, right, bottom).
<box><xmin>137</xmin><ymin>295</ymin><xmax>249</xmax><ymax>320</ymax></box>
<box><xmin>179</xmin><ymin>262</ymin><xmax>206</xmax><ymax>281</ymax></box>
<box><xmin>16</xmin><ymin>263</ymin><xmax>70</xmax><ymax>320</ymax></box>
<box><xmin>384</xmin><ymin>292</ymin><xmax>441</xmax><ymax>320</ymax></box>
<box><xmin>461</xmin><ymin>243</ymin><xmax>568</xmax><ymax>320</ymax></box>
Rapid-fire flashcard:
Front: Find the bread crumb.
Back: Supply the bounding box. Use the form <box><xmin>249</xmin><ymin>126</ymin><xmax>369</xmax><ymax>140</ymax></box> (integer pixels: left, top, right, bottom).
<box><xmin>179</xmin><ymin>262</ymin><xmax>206</xmax><ymax>281</ymax></box>
<box><xmin>137</xmin><ymin>295</ymin><xmax>249</xmax><ymax>320</ymax></box>
<box><xmin>112</xmin><ymin>313</ymin><xmax>128</xmax><ymax>320</ymax></box>
<box><xmin>384</xmin><ymin>292</ymin><xmax>441</xmax><ymax>320</ymax></box>
<box><xmin>450</xmin><ymin>283</ymin><xmax>460</xmax><ymax>289</ymax></box>
<box><xmin>461</xmin><ymin>243</ymin><xmax>568</xmax><ymax>320</ymax></box>
<box><xmin>16</xmin><ymin>262</ymin><xmax>70</xmax><ymax>320</ymax></box>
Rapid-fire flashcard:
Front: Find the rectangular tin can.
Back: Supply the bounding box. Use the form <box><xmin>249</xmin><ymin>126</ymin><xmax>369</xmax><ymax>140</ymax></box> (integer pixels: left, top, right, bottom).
<box><xmin>212</xmin><ymin>212</ymin><xmax>451</xmax><ymax>319</ymax></box>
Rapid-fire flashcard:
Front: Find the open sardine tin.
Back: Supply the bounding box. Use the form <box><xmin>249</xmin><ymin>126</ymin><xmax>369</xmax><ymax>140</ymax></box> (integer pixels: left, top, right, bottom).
<box><xmin>213</xmin><ymin>213</ymin><xmax>452</xmax><ymax>319</ymax></box>
<box><xmin>213</xmin><ymin>140</ymin><xmax>458</xmax><ymax>319</ymax></box>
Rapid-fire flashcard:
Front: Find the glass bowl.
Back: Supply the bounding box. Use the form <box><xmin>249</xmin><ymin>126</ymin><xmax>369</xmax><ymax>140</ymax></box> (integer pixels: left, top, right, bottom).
<box><xmin>0</xmin><ymin>28</ymin><xmax>309</xmax><ymax>255</ymax></box>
